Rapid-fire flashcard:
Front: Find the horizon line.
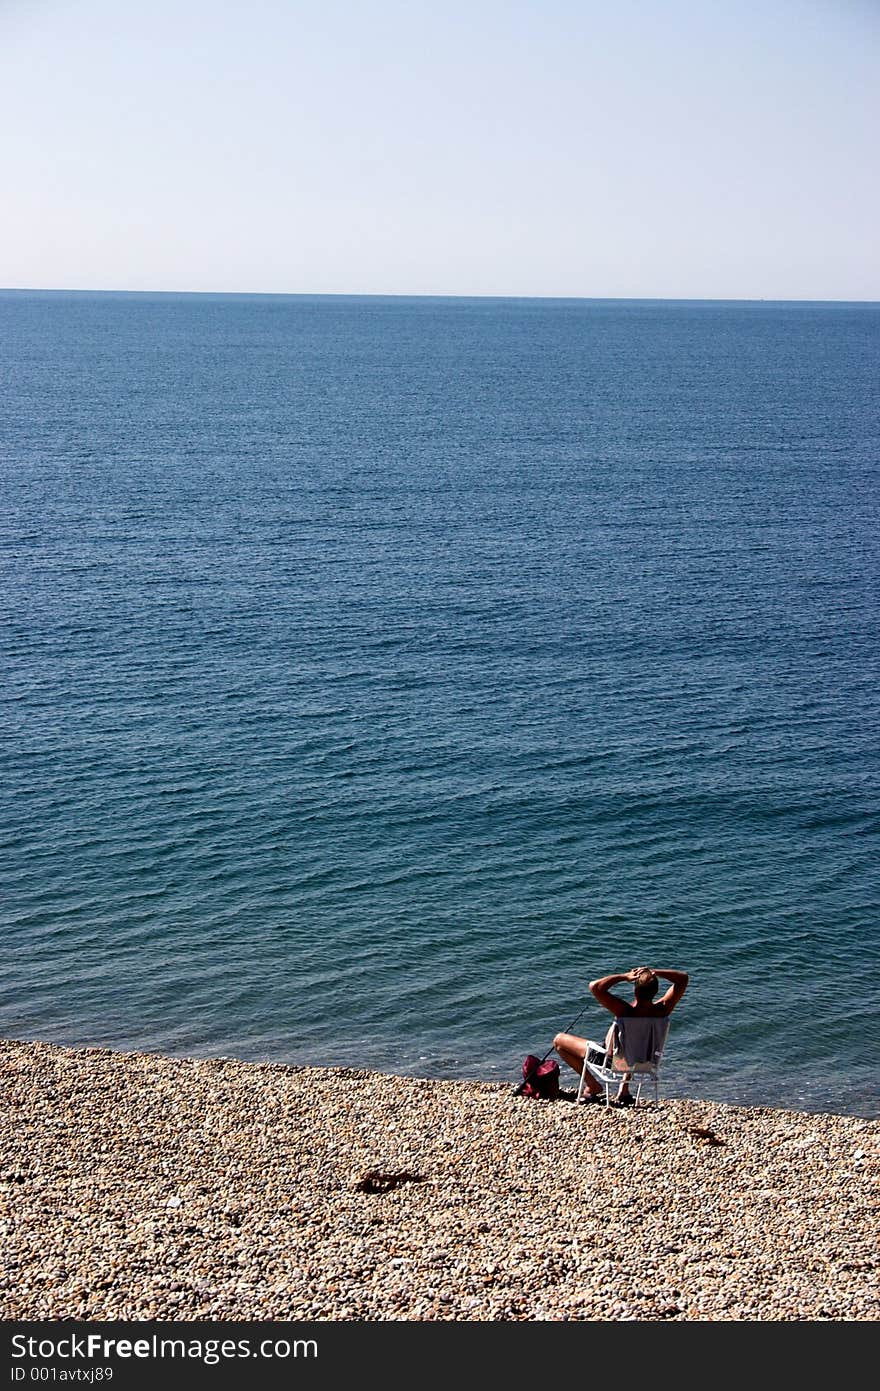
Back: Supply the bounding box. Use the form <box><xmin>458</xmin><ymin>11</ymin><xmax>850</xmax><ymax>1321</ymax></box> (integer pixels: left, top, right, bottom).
<box><xmin>1</xmin><ymin>285</ymin><xmax>878</xmax><ymax>307</ymax></box>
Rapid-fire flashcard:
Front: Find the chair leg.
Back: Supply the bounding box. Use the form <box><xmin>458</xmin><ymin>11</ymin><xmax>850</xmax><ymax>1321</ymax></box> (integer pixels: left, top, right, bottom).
<box><xmin>577</xmin><ymin>1056</ymin><xmax>588</xmax><ymax>1102</ymax></box>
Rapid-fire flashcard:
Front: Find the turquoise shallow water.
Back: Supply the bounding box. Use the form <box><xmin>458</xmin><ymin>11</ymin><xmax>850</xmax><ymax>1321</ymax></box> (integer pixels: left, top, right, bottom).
<box><xmin>1</xmin><ymin>290</ymin><xmax>878</xmax><ymax>1115</ymax></box>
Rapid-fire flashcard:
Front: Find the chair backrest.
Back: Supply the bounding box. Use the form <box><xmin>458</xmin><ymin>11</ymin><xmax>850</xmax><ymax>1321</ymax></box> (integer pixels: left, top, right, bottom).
<box><xmin>613</xmin><ymin>1015</ymin><xmax>670</xmax><ymax>1071</ymax></box>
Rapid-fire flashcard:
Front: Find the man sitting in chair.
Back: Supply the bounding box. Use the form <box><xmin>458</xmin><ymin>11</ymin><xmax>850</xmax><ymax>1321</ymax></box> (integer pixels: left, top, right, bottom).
<box><xmin>554</xmin><ymin>966</ymin><xmax>688</xmax><ymax>1105</ymax></box>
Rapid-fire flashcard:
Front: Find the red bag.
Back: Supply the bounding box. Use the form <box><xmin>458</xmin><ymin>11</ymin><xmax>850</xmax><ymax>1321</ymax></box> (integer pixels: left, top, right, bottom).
<box><xmin>520</xmin><ymin>1054</ymin><xmax>560</xmax><ymax>1100</ymax></box>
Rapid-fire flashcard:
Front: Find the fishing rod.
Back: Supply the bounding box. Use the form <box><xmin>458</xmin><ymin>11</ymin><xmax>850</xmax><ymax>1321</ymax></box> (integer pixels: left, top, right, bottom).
<box><xmin>512</xmin><ymin>997</ymin><xmax>592</xmax><ymax>1096</ymax></box>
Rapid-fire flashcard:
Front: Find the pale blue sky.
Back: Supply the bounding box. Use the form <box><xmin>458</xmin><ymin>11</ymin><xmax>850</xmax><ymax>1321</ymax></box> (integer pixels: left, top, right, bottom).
<box><xmin>1</xmin><ymin>0</ymin><xmax>877</xmax><ymax>298</ymax></box>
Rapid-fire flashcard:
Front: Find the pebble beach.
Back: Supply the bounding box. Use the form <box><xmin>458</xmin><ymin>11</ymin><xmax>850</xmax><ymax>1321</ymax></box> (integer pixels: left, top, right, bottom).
<box><xmin>2</xmin><ymin>1037</ymin><xmax>877</xmax><ymax>1322</ymax></box>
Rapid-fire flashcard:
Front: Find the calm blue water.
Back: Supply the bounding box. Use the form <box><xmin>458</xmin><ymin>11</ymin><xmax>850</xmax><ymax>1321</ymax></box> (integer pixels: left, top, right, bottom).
<box><xmin>1</xmin><ymin>290</ymin><xmax>878</xmax><ymax>1116</ymax></box>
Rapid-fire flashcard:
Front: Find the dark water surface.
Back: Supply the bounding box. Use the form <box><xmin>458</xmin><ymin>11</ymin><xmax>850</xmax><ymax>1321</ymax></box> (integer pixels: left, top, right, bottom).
<box><xmin>2</xmin><ymin>291</ymin><xmax>878</xmax><ymax>1115</ymax></box>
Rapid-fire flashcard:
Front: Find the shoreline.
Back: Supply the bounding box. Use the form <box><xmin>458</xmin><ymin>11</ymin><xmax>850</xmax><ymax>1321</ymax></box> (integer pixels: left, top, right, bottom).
<box><xmin>2</xmin><ymin>1037</ymin><xmax>877</xmax><ymax>1321</ymax></box>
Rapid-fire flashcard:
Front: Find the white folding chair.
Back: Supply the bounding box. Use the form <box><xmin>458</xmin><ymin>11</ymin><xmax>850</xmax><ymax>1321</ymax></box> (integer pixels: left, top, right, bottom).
<box><xmin>576</xmin><ymin>1016</ymin><xmax>670</xmax><ymax>1107</ymax></box>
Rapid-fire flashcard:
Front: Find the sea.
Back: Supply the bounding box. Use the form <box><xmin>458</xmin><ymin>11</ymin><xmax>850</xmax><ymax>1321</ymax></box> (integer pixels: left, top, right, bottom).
<box><xmin>1</xmin><ymin>290</ymin><xmax>878</xmax><ymax>1117</ymax></box>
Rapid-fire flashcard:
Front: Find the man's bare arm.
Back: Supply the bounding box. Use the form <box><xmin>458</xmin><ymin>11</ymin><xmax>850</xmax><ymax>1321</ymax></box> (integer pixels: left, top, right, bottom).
<box><xmin>589</xmin><ymin>969</ymin><xmax>637</xmax><ymax>1017</ymax></box>
<box><xmin>653</xmin><ymin>968</ymin><xmax>689</xmax><ymax>1011</ymax></box>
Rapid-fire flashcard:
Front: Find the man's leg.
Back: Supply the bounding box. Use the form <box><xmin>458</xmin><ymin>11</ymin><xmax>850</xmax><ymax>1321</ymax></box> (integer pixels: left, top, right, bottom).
<box><xmin>553</xmin><ymin>1033</ymin><xmax>602</xmax><ymax>1095</ymax></box>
